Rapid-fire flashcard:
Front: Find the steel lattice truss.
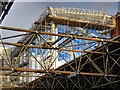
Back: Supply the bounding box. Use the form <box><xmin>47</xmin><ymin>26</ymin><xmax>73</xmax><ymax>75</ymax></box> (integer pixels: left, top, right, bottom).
<box><xmin>0</xmin><ymin>7</ymin><xmax>120</xmax><ymax>89</ymax></box>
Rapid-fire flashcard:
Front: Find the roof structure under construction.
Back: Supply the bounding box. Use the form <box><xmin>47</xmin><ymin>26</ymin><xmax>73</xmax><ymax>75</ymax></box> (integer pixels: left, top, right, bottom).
<box><xmin>0</xmin><ymin>2</ymin><xmax>120</xmax><ymax>90</ymax></box>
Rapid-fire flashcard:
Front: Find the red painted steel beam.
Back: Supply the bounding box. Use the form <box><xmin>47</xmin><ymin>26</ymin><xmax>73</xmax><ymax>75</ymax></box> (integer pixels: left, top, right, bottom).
<box><xmin>1</xmin><ymin>67</ymin><xmax>119</xmax><ymax>77</ymax></box>
<box><xmin>0</xmin><ymin>26</ymin><xmax>120</xmax><ymax>44</ymax></box>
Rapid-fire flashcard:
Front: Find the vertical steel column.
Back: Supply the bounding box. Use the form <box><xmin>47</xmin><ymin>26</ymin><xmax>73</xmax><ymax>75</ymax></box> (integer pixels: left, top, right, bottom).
<box><xmin>70</xmin><ymin>26</ymin><xmax>74</xmax><ymax>60</ymax></box>
<box><xmin>115</xmin><ymin>12</ymin><xmax>120</xmax><ymax>36</ymax></box>
<box><xmin>111</xmin><ymin>12</ymin><xmax>120</xmax><ymax>37</ymax></box>
<box><xmin>51</xmin><ymin>21</ymin><xmax>58</xmax><ymax>69</ymax></box>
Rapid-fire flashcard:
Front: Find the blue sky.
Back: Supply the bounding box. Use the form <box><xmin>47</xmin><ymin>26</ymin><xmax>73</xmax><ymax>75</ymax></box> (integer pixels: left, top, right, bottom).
<box><xmin>0</xmin><ymin>2</ymin><xmax>119</xmax><ymax>43</ymax></box>
<box><xmin>14</xmin><ymin>0</ymin><xmax>120</xmax><ymax>2</ymax></box>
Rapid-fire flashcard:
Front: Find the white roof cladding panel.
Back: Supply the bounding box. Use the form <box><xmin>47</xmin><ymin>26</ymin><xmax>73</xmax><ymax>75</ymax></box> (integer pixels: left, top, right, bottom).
<box><xmin>50</xmin><ymin>7</ymin><xmax>112</xmax><ymax>18</ymax></box>
<box><xmin>47</xmin><ymin>7</ymin><xmax>114</xmax><ymax>26</ymax></box>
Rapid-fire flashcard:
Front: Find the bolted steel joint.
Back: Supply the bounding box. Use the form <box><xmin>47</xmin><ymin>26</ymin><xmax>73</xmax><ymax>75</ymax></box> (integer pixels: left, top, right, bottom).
<box><xmin>11</xmin><ymin>68</ymin><xmax>14</xmax><ymax>71</ymax></box>
<box><xmin>35</xmin><ymin>31</ymin><xmax>39</xmax><ymax>34</ymax></box>
<box><xmin>100</xmin><ymin>39</ymin><xmax>104</xmax><ymax>42</ymax></box>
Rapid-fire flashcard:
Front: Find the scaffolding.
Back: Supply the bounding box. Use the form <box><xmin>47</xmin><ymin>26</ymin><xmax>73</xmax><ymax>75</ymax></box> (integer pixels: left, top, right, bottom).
<box><xmin>0</xmin><ymin>7</ymin><xmax>120</xmax><ymax>89</ymax></box>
